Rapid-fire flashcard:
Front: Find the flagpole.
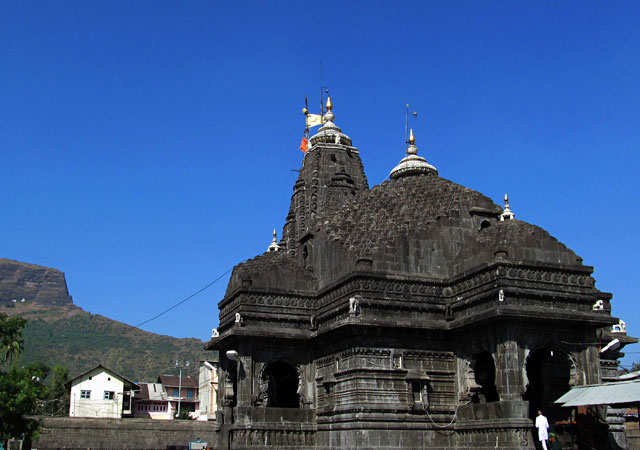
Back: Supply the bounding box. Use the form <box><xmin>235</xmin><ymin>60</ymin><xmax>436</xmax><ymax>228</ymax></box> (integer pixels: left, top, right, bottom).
<box><xmin>405</xmin><ymin>104</ymin><xmax>418</xmax><ymax>154</ymax></box>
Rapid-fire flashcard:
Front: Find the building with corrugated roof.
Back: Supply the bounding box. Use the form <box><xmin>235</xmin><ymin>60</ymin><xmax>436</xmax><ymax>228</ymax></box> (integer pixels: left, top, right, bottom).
<box><xmin>133</xmin><ymin>382</ymin><xmax>173</xmax><ymax>420</ymax></box>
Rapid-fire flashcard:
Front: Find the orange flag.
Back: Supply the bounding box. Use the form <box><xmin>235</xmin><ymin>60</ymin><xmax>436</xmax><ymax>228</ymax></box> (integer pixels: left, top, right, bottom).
<box><xmin>300</xmin><ymin>136</ymin><xmax>308</xmax><ymax>153</ymax></box>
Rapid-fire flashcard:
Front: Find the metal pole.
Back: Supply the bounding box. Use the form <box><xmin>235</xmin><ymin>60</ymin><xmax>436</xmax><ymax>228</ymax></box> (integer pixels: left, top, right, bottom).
<box><xmin>177</xmin><ymin>365</ymin><xmax>182</xmax><ymax>417</ymax></box>
<box><xmin>405</xmin><ymin>104</ymin><xmax>409</xmax><ymax>153</ymax></box>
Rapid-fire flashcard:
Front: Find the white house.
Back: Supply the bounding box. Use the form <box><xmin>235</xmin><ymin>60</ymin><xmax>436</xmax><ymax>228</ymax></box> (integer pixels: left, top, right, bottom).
<box><xmin>67</xmin><ymin>365</ymin><xmax>139</xmax><ymax>418</ymax></box>
<box><xmin>197</xmin><ymin>359</ymin><xmax>219</xmax><ymax>421</ymax></box>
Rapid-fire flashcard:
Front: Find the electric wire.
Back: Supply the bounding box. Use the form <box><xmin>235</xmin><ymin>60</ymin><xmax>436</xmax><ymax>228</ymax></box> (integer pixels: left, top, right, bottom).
<box><xmin>135</xmin><ymin>268</ymin><xmax>232</xmax><ymax>328</ymax></box>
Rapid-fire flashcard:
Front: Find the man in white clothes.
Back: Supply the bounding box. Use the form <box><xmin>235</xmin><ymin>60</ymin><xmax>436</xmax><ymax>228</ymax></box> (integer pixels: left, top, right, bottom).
<box><xmin>535</xmin><ymin>410</ymin><xmax>550</xmax><ymax>450</ymax></box>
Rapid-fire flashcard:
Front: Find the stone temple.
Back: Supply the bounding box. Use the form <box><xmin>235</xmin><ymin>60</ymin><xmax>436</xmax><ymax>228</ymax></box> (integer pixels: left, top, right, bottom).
<box><xmin>208</xmin><ymin>98</ymin><xmax>635</xmax><ymax>449</ymax></box>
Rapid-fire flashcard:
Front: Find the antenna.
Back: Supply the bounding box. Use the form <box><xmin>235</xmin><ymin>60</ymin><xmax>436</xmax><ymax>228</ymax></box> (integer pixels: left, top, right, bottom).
<box><xmin>405</xmin><ymin>104</ymin><xmax>418</xmax><ymax>153</ymax></box>
<box><xmin>320</xmin><ymin>62</ymin><xmax>324</xmax><ymax>116</ymax></box>
<box><xmin>320</xmin><ymin>62</ymin><xmax>329</xmax><ymax>117</ymax></box>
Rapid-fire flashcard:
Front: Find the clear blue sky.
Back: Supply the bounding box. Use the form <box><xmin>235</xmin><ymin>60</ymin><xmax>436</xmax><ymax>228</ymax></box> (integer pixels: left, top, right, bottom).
<box><xmin>2</xmin><ymin>1</ymin><xmax>639</xmax><ymax>367</ymax></box>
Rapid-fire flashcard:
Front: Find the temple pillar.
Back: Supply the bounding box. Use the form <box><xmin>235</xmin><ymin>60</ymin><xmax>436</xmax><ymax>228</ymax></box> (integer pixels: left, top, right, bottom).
<box><xmin>495</xmin><ymin>339</ymin><xmax>523</xmax><ymax>401</ymax></box>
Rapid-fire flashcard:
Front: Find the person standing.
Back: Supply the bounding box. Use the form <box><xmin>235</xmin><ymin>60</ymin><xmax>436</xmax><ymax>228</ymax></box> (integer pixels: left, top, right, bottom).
<box><xmin>535</xmin><ymin>410</ymin><xmax>550</xmax><ymax>450</ymax></box>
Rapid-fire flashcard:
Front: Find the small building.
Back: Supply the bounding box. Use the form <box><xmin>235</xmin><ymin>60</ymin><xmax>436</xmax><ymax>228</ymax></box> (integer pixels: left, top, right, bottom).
<box><xmin>157</xmin><ymin>374</ymin><xmax>199</xmax><ymax>417</ymax></box>
<box><xmin>133</xmin><ymin>382</ymin><xmax>174</xmax><ymax>420</ymax></box>
<box><xmin>67</xmin><ymin>365</ymin><xmax>139</xmax><ymax>418</ymax></box>
<box><xmin>198</xmin><ymin>358</ymin><xmax>219</xmax><ymax>421</ymax></box>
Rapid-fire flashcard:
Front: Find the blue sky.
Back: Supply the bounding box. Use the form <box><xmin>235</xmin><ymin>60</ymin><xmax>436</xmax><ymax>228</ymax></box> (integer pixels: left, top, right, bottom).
<box><xmin>2</xmin><ymin>1</ymin><xmax>639</xmax><ymax>367</ymax></box>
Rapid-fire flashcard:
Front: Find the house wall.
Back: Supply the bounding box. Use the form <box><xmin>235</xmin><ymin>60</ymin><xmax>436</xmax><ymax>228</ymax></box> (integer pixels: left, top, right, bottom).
<box><xmin>163</xmin><ymin>378</ymin><xmax>200</xmax><ymax>414</ymax></box>
<box><xmin>133</xmin><ymin>400</ymin><xmax>174</xmax><ymax>420</ymax></box>
<box><xmin>167</xmin><ymin>386</ymin><xmax>198</xmax><ymax>399</ymax></box>
<box><xmin>69</xmin><ymin>369</ymin><xmax>126</xmax><ymax>418</ymax></box>
<box><xmin>198</xmin><ymin>363</ymin><xmax>218</xmax><ymax>420</ymax></box>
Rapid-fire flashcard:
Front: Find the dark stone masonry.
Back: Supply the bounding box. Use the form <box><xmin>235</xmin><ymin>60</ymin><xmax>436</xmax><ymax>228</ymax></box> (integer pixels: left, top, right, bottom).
<box><xmin>34</xmin><ymin>417</ymin><xmax>219</xmax><ymax>450</ymax></box>
<box><xmin>207</xmin><ymin>100</ymin><xmax>636</xmax><ymax>449</ymax></box>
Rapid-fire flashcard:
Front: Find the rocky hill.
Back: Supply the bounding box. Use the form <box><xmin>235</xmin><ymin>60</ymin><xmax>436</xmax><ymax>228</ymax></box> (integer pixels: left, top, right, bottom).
<box><xmin>0</xmin><ymin>258</ymin><xmax>73</xmax><ymax>306</ymax></box>
<box><xmin>1</xmin><ymin>259</ymin><xmax>211</xmax><ymax>381</ymax></box>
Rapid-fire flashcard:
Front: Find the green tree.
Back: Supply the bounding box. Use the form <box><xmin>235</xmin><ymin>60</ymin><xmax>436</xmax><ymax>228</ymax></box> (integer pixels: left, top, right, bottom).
<box><xmin>0</xmin><ymin>313</ymin><xmax>27</xmax><ymax>364</ymax></box>
<box><xmin>0</xmin><ymin>315</ymin><xmax>50</xmax><ymax>446</ymax></box>
<box><xmin>44</xmin><ymin>365</ymin><xmax>70</xmax><ymax>416</ymax></box>
<box><xmin>0</xmin><ymin>364</ymin><xmax>48</xmax><ymax>444</ymax></box>
<box><xmin>632</xmin><ymin>361</ymin><xmax>640</xmax><ymax>372</ymax></box>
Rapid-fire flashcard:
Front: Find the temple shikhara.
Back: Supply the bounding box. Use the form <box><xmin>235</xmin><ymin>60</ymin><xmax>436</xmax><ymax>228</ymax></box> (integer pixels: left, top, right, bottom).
<box><xmin>208</xmin><ymin>98</ymin><xmax>635</xmax><ymax>449</ymax></box>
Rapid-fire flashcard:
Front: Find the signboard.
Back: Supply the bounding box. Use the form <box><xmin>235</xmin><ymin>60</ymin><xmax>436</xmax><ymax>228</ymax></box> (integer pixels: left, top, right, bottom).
<box><xmin>189</xmin><ymin>440</ymin><xmax>207</xmax><ymax>450</ymax></box>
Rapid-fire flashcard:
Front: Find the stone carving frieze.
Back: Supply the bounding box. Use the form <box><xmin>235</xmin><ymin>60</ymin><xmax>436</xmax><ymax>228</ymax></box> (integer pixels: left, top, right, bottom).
<box><xmin>230</xmin><ymin>429</ymin><xmax>315</xmax><ymax>447</ymax></box>
<box><xmin>219</xmin><ymin>264</ymin><xmax>602</xmax><ymax>337</ymax></box>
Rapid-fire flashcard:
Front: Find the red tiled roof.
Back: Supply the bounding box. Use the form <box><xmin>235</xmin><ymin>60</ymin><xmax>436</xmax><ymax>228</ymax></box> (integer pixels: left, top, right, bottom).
<box><xmin>157</xmin><ymin>374</ymin><xmax>198</xmax><ymax>389</ymax></box>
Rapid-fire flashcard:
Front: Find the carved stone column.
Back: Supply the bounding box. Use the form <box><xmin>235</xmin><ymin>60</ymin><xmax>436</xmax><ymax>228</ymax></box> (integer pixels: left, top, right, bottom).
<box><xmin>236</xmin><ymin>354</ymin><xmax>253</xmax><ymax>407</ymax></box>
<box><xmin>494</xmin><ymin>339</ymin><xmax>523</xmax><ymax>401</ymax></box>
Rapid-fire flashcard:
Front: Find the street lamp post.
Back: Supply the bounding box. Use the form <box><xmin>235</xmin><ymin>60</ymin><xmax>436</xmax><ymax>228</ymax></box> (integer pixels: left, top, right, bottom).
<box><xmin>175</xmin><ymin>360</ymin><xmax>190</xmax><ymax>418</ymax></box>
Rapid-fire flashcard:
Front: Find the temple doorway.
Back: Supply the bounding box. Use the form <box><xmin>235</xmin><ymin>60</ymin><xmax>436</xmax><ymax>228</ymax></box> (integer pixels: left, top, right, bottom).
<box><xmin>262</xmin><ymin>361</ymin><xmax>300</xmax><ymax>408</ymax></box>
<box><xmin>523</xmin><ymin>347</ymin><xmax>573</xmax><ymax>423</ymax></box>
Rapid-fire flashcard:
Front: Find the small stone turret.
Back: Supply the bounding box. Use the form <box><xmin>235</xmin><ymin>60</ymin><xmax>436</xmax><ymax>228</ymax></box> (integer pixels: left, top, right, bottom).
<box><xmin>499</xmin><ymin>193</ymin><xmax>515</xmax><ymax>221</ymax></box>
<box><xmin>389</xmin><ymin>129</ymin><xmax>437</xmax><ymax>179</ymax></box>
<box><xmin>267</xmin><ymin>229</ymin><xmax>281</xmax><ymax>252</ymax></box>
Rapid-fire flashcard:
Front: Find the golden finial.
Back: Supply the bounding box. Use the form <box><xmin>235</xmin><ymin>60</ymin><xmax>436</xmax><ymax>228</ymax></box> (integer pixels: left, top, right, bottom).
<box><xmin>409</xmin><ymin>129</ymin><xmax>415</xmax><ymax>145</ymax></box>
<box><xmin>326</xmin><ymin>96</ymin><xmax>333</xmax><ymax>111</ymax></box>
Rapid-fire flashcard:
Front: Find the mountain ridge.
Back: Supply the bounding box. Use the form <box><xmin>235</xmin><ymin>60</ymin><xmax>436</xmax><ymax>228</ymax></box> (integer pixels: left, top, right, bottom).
<box><xmin>1</xmin><ymin>258</ymin><xmax>210</xmax><ymax>381</ymax></box>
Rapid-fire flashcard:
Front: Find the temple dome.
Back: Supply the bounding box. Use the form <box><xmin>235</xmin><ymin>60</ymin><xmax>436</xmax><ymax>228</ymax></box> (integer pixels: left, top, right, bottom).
<box><xmin>316</xmin><ymin>172</ymin><xmax>580</xmax><ymax>280</ymax></box>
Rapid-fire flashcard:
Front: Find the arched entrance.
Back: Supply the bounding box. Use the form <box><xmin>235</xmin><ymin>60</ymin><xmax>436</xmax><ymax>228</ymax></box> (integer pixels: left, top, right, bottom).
<box><xmin>473</xmin><ymin>351</ymin><xmax>500</xmax><ymax>403</ymax></box>
<box><xmin>261</xmin><ymin>361</ymin><xmax>300</xmax><ymax>408</ymax></box>
<box><xmin>523</xmin><ymin>347</ymin><xmax>573</xmax><ymax>422</ymax></box>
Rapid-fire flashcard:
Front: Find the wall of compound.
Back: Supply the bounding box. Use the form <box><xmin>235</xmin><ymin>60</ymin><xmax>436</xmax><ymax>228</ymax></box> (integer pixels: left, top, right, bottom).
<box><xmin>33</xmin><ymin>417</ymin><xmax>219</xmax><ymax>450</ymax></box>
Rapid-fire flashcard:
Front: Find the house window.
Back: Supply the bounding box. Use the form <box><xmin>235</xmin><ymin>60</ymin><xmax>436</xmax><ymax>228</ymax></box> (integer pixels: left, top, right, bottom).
<box><xmin>173</xmin><ymin>388</ymin><xmax>179</xmax><ymax>397</ymax></box>
<box><xmin>187</xmin><ymin>389</ymin><xmax>194</xmax><ymax>399</ymax></box>
<box><xmin>104</xmin><ymin>391</ymin><xmax>115</xmax><ymax>400</ymax></box>
<box><xmin>80</xmin><ymin>390</ymin><xmax>91</xmax><ymax>399</ymax></box>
